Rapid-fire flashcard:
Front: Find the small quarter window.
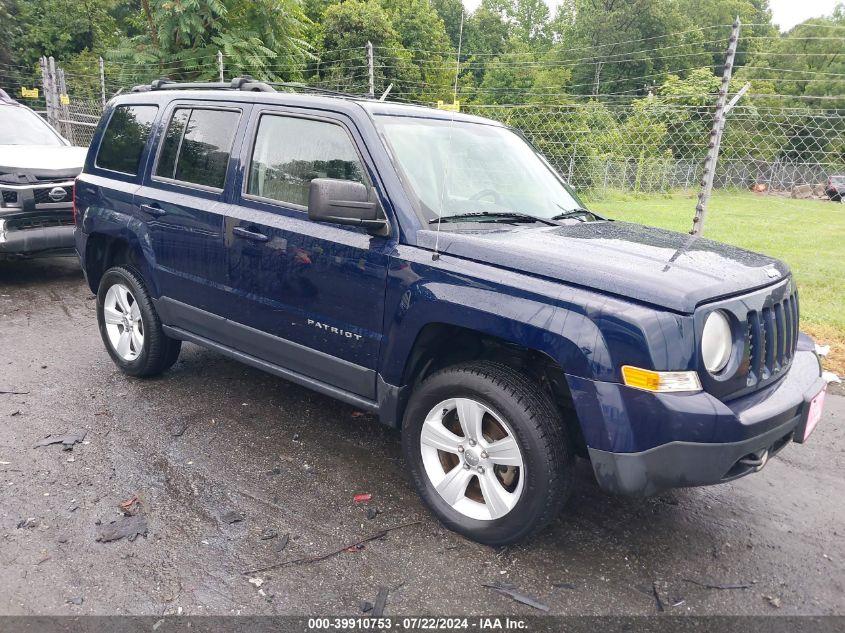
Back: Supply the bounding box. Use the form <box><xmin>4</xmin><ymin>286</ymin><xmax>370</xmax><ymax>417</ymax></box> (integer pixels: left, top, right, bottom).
<box><xmin>247</xmin><ymin>115</ymin><xmax>367</xmax><ymax>207</ymax></box>
<box><xmin>96</xmin><ymin>105</ymin><xmax>158</xmax><ymax>175</ymax></box>
<box><xmin>156</xmin><ymin>107</ymin><xmax>239</xmax><ymax>189</ymax></box>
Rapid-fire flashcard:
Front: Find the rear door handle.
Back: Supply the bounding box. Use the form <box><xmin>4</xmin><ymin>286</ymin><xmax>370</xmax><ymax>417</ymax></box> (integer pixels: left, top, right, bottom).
<box><xmin>233</xmin><ymin>226</ymin><xmax>269</xmax><ymax>242</ymax></box>
<box><xmin>140</xmin><ymin>203</ymin><xmax>166</xmax><ymax>217</ymax></box>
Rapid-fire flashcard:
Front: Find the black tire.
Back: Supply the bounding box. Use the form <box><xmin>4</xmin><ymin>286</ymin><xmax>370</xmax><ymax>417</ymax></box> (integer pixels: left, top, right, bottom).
<box><xmin>402</xmin><ymin>361</ymin><xmax>573</xmax><ymax>545</ymax></box>
<box><xmin>96</xmin><ymin>265</ymin><xmax>181</xmax><ymax>377</ymax></box>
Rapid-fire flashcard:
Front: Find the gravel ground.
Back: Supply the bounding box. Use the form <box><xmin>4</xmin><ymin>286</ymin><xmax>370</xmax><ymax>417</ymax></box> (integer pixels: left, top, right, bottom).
<box><xmin>1</xmin><ymin>257</ymin><xmax>843</xmax><ymax>617</ymax></box>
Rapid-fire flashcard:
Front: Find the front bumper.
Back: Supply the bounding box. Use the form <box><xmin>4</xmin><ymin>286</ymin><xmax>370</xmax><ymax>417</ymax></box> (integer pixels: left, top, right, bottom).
<box><xmin>568</xmin><ymin>345</ymin><xmax>825</xmax><ymax>496</ymax></box>
<box><xmin>0</xmin><ymin>216</ymin><xmax>75</xmax><ymax>257</ymax></box>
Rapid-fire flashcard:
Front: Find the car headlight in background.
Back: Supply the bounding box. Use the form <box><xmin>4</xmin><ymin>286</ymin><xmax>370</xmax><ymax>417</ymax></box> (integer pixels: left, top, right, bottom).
<box><xmin>701</xmin><ymin>310</ymin><xmax>733</xmax><ymax>374</ymax></box>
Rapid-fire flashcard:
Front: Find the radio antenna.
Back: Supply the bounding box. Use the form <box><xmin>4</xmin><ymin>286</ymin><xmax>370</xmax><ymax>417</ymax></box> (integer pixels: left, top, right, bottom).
<box><xmin>432</xmin><ymin>9</ymin><xmax>464</xmax><ymax>261</ymax></box>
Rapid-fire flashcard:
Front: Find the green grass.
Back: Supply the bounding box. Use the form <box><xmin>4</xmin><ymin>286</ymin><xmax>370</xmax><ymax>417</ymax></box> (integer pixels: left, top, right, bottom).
<box><xmin>585</xmin><ymin>190</ymin><xmax>845</xmax><ymax>335</ymax></box>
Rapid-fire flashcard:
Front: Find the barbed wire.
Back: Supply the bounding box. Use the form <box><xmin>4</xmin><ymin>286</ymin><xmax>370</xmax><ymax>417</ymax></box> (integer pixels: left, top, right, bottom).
<box><xmin>15</xmin><ymin>33</ymin><xmax>842</xmax><ymax>201</ymax></box>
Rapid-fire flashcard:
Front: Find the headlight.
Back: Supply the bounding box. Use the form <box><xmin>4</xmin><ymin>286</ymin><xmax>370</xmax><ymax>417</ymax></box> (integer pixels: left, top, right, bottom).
<box><xmin>701</xmin><ymin>310</ymin><xmax>733</xmax><ymax>374</ymax></box>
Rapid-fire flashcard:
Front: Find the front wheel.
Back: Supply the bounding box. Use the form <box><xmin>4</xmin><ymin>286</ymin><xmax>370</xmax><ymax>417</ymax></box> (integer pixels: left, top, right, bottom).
<box><xmin>402</xmin><ymin>361</ymin><xmax>573</xmax><ymax>545</ymax></box>
<box><xmin>96</xmin><ymin>266</ymin><xmax>181</xmax><ymax>377</ymax></box>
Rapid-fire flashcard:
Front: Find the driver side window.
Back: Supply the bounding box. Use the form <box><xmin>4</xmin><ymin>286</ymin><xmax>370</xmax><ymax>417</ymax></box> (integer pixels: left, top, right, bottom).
<box><xmin>247</xmin><ymin>114</ymin><xmax>368</xmax><ymax>208</ymax></box>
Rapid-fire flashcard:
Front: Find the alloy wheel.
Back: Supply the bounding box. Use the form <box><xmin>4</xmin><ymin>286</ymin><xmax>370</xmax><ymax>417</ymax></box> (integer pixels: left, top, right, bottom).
<box><xmin>102</xmin><ymin>283</ymin><xmax>144</xmax><ymax>361</ymax></box>
<box><xmin>419</xmin><ymin>398</ymin><xmax>525</xmax><ymax>521</ymax></box>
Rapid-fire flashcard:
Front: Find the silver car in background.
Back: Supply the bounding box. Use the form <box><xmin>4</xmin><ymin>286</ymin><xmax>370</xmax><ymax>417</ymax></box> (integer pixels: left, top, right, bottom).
<box><xmin>0</xmin><ymin>89</ymin><xmax>86</xmax><ymax>259</ymax></box>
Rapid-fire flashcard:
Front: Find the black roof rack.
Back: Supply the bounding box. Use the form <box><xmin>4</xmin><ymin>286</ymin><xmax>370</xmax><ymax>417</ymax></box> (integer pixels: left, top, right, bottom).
<box><xmin>130</xmin><ymin>76</ymin><xmax>366</xmax><ymax>100</ymax></box>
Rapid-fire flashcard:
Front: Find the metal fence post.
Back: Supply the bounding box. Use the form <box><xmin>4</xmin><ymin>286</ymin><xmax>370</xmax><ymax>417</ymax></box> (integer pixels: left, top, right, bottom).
<box><xmin>691</xmin><ymin>18</ymin><xmax>741</xmax><ymax>236</ymax></box>
<box><xmin>39</xmin><ymin>56</ymin><xmax>51</xmax><ymax>120</ymax></box>
<box><xmin>217</xmin><ymin>50</ymin><xmax>224</xmax><ymax>82</ymax></box>
<box><xmin>99</xmin><ymin>56</ymin><xmax>106</xmax><ymax>108</ymax></box>
<box><xmin>57</xmin><ymin>67</ymin><xmax>75</xmax><ymax>145</ymax></box>
<box><xmin>366</xmin><ymin>41</ymin><xmax>374</xmax><ymax>98</ymax></box>
<box><xmin>47</xmin><ymin>57</ymin><xmax>60</xmax><ymax>130</ymax></box>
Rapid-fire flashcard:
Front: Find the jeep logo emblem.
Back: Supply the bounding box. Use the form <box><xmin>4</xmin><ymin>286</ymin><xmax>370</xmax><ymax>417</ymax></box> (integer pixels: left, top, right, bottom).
<box><xmin>48</xmin><ymin>186</ymin><xmax>67</xmax><ymax>202</ymax></box>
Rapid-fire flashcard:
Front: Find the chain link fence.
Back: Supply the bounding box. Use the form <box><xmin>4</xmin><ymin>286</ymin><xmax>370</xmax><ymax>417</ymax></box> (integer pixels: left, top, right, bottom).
<box><xmin>25</xmin><ymin>54</ymin><xmax>845</xmax><ymax>202</ymax></box>
<box><xmin>465</xmin><ymin>103</ymin><xmax>845</xmax><ymax>199</ymax></box>
<box><xmin>61</xmin><ymin>99</ymin><xmax>103</xmax><ymax>147</ymax></box>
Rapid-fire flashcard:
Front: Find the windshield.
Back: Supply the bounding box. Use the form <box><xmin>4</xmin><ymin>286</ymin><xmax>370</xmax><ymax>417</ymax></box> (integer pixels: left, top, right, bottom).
<box><xmin>0</xmin><ymin>106</ymin><xmax>64</xmax><ymax>146</ymax></box>
<box><xmin>376</xmin><ymin>116</ymin><xmax>585</xmax><ymax>222</ymax></box>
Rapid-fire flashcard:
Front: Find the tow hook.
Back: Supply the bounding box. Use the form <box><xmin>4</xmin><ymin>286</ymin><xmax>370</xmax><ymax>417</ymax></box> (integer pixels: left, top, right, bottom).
<box><xmin>738</xmin><ymin>449</ymin><xmax>770</xmax><ymax>472</ymax></box>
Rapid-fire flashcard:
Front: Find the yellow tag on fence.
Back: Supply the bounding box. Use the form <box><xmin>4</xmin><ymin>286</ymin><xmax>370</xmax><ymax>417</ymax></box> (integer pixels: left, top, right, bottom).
<box><xmin>60</xmin><ymin>94</ymin><xmax>70</xmax><ymax>105</ymax></box>
<box><xmin>21</xmin><ymin>87</ymin><xmax>39</xmax><ymax>98</ymax></box>
<box><xmin>436</xmin><ymin>100</ymin><xmax>460</xmax><ymax>112</ymax></box>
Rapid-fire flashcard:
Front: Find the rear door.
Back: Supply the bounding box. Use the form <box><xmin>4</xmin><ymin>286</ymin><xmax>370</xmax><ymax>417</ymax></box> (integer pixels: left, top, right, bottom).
<box><xmin>219</xmin><ymin>107</ymin><xmax>394</xmax><ymax>398</ymax></box>
<box><xmin>135</xmin><ymin>102</ymin><xmax>249</xmax><ymax>315</ymax></box>
<box><xmin>76</xmin><ymin>103</ymin><xmax>159</xmax><ymax>260</ymax></box>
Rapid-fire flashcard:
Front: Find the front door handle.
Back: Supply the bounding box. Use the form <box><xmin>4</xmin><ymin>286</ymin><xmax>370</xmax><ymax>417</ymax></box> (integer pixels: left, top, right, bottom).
<box><xmin>233</xmin><ymin>226</ymin><xmax>269</xmax><ymax>242</ymax></box>
<box><xmin>140</xmin><ymin>203</ymin><xmax>166</xmax><ymax>217</ymax></box>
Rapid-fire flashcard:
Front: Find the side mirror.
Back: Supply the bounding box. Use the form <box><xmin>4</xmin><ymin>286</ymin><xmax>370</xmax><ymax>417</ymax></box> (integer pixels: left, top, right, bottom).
<box><xmin>308</xmin><ymin>178</ymin><xmax>388</xmax><ymax>235</ymax></box>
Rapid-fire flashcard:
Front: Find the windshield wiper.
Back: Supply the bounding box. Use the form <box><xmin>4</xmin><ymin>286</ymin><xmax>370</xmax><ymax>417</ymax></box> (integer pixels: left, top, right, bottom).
<box><xmin>430</xmin><ymin>211</ymin><xmax>560</xmax><ymax>226</ymax></box>
<box><xmin>550</xmin><ymin>208</ymin><xmax>592</xmax><ymax>221</ymax></box>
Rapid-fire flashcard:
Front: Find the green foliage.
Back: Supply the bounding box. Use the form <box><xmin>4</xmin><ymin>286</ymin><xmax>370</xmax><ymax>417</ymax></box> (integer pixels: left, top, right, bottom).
<box><xmin>12</xmin><ymin>0</ymin><xmax>121</xmax><ymax>68</ymax></box>
<box><xmin>110</xmin><ymin>0</ymin><xmax>311</xmax><ymax>83</ymax></box>
<box><xmin>0</xmin><ymin>0</ymin><xmax>18</xmax><ymax>69</ymax></box>
<box><xmin>317</xmin><ymin>0</ymin><xmax>415</xmax><ymax>95</ymax></box>
<box><xmin>430</xmin><ymin>0</ymin><xmax>465</xmax><ymax>51</ymax></box>
<box><xmin>382</xmin><ymin>0</ymin><xmax>455</xmax><ymax>100</ymax></box>
<box><xmin>739</xmin><ymin>4</ymin><xmax>845</xmax><ymax>108</ymax></box>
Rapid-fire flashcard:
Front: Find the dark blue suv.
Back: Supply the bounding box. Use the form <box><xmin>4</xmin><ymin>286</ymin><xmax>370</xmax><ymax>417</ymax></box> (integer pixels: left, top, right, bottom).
<box><xmin>74</xmin><ymin>79</ymin><xmax>827</xmax><ymax>545</ymax></box>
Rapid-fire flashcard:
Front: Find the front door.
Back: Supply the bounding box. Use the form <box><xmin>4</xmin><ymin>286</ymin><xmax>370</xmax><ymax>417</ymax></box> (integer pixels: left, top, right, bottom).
<box><xmin>220</xmin><ymin>109</ymin><xmax>393</xmax><ymax>399</ymax></box>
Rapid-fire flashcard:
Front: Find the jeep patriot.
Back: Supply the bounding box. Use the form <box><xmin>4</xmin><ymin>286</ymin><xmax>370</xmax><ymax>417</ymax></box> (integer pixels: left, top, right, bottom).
<box><xmin>74</xmin><ymin>78</ymin><xmax>827</xmax><ymax>545</ymax></box>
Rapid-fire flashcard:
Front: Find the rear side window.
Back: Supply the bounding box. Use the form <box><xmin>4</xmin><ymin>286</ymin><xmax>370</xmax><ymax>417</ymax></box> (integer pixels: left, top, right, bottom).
<box><xmin>247</xmin><ymin>115</ymin><xmax>366</xmax><ymax>207</ymax></box>
<box><xmin>155</xmin><ymin>107</ymin><xmax>240</xmax><ymax>189</ymax></box>
<box><xmin>96</xmin><ymin>105</ymin><xmax>158</xmax><ymax>175</ymax></box>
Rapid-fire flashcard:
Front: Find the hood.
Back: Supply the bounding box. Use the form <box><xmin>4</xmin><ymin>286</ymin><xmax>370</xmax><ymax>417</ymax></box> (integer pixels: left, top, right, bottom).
<box><xmin>0</xmin><ymin>145</ymin><xmax>87</xmax><ymax>180</ymax></box>
<box><xmin>418</xmin><ymin>221</ymin><xmax>789</xmax><ymax>313</ymax></box>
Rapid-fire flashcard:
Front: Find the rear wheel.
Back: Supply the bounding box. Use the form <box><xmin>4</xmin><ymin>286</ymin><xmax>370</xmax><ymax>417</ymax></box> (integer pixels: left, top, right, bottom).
<box><xmin>402</xmin><ymin>361</ymin><xmax>573</xmax><ymax>545</ymax></box>
<box><xmin>96</xmin><ymin>266</ymin><xmax>181</xmax><ymax>377</ymax></box>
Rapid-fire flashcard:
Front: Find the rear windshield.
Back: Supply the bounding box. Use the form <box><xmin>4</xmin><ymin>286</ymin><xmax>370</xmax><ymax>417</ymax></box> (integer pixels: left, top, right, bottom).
<box><xmin>0</xmin><ymin>106</ymin><xmax>64</xmax><ymax>145</ymax></box>
<box><xmin>832</xmin><ymin>176</ymin><xmax>845</xmax><ymax>185</ymax></box>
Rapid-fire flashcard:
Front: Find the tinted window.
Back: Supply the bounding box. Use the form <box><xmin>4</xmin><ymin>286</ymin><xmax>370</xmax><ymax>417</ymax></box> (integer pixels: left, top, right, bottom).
<box><xmin>247</xmin><ymin>115</ymin><xmax>366</xmax><ymax>207</ymax></box>
<box><xmin>156</xmin><ymin>108</ymin><xmax>239</xmax><ymax>189</ymax></box>
<box><xmin>96</xmin><ymin>105</ymin><xmax>158</xmax><ymax>174</ymax></box>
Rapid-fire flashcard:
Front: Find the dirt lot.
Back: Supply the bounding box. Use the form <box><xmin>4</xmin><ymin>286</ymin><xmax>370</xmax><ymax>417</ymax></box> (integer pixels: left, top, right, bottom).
<box><xmin>1</xmin><ymin>257</ymin><xmax>844</xmax><ymax>617</ymax></box>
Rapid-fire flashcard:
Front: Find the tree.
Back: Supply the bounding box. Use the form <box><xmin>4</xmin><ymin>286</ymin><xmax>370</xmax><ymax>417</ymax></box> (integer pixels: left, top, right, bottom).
<box><xmin>512</xmin><ymin>0</ymin><xmax>552</xmax><ymax>49</ymax></box>
<box><xmin>112</xmin><ymin>0</ymin><xmax>311</xmax><ymax>83</ymax></box>
<box><xmin>0</xmin><ymin>0</ymin><xmax>18</xmax><ymax>70</ymax></box>
<box><xmin>317</xmin><ymin>0</ymin><xmax>415</xmax><ymax>96</ymax></box>
<box><xmin>739</xmin><ymin>4</ymin><xmax>845</xmax><ymax>107</ymax></box>
<box><xmin>554</xmin><ymin>0</ymin><xmax>713</xmax><ymax>96</ymax></box>
<box><xmin>463</xmin><ymin>3</ymin><xmax>511</xmax><ymax>83</ymax></box>
<box><xmin>478</xmin><ymin>39</ymin><xmax>538</xmax><ymax>104</ymax></box>
<box><xmin>686</xmin><ymin>0</ymin><xmax>778</xmax><ymax>69</ymax></box>
<box><xmin>431</xmin><ymin>0</ymin><xmax>466</xmax><ymax>51</ymax></box>
<box><xmin>12</xmin><ymin>0</ymin><xmax>121</xmax><ymax>69</ymax></box>
<box><xmin>381</xmin><ymin>0</ymin><xmax>455</xmax><ymax>100</ymax></box>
